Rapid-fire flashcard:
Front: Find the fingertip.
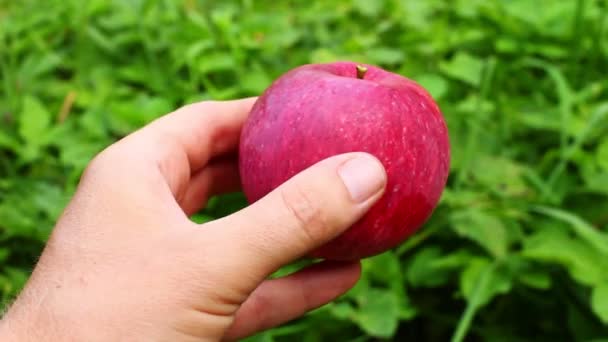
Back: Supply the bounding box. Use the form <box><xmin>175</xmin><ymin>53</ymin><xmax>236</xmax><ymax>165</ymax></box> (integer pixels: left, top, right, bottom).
<box><xmin>337</xmin><ymin>152</ymin><xmax>387</xmax><ymax>204</ymax></box>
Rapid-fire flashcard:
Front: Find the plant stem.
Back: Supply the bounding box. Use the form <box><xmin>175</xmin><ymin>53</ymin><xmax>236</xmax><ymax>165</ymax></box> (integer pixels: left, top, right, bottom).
<box><xmin>451</xmin><ymin>262</ymin><xmax>496</xmax><ymax>342</ymax></box>
<box><xmin>356</xmin><ymin>65</ymin><xmax>367</xmax><ymax>79</ymax></box>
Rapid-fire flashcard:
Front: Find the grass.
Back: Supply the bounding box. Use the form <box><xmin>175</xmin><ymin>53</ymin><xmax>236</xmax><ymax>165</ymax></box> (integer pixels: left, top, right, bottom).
<box><xmin>1</xmin><ymin>0</ymin><xmax>608</xmax><ymax>340</ymax></box>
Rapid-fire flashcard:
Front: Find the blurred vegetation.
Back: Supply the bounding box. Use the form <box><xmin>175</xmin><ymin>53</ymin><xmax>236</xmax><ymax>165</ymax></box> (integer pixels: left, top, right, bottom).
<box><xmin>2</xmin><ymin>0</ymin><xmax>608</xmax><ymax>340</ymax></box>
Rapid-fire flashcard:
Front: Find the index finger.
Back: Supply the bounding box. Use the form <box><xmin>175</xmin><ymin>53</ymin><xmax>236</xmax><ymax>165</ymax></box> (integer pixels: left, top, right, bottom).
<box><xmin>141</xmin><ymin>97</ymin><xmax>257</xmax><ymax>171</ymax></box>
<box><xmin>116</xmin><ymin>97</ymin><xmax>257</xmax><ymax>196</ymax></box>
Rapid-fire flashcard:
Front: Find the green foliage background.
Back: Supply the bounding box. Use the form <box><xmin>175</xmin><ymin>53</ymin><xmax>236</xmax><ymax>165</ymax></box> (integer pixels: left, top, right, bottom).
<box><xmin>2</xmin><ymin>0</ymin><xmax>608</xmax><ymax>340</ymax></box>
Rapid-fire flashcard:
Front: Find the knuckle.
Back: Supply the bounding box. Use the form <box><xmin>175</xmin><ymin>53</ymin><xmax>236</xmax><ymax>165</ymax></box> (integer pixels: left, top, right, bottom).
<box><xmin>81</xmin><ymin>148</ymin><xmax>114</xmax><ymax>181</ymax></box>
<box><xmin>280</xmin><ymin>183</ymin><xmax>327</xmax><ymax>245</ymax></box>
<box><xmin>80</xmin><ymin>144</ymin><xmax>132</xmax><ymax>185</ymax></box>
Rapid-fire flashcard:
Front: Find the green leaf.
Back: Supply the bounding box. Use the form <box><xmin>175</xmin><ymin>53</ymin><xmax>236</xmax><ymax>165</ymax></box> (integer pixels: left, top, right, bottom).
<box><xmin>270</xmin><ymin>259</ymin><xmax>314</xmax><ymax>279</ymax></box>
<box><xmin>364</xmin><ymin>251</ymin><xmax>402</xmax><ymax>286</ymax></box>
<box><xmin>189</xmin><ymin>213</ymin><xmax>215</xmax><ymax>224</ymax></box>
<box><xmin>532</xmin><ymin>206</ymin><xmax>608</xmax><ymax>256</ymax></box>
<box><xmin>471</xmin><ymin>155</ymin><xmax>530</xmax><ymax>197</ymax></box>
<box><xmin>455</xmin><ymin>94</ymin><xmax>495</xmax><ymax>114</ymax></box>
<box><xmin>352</xmin><ymin>0</ymin><xmax>385</xmax><ymax>17</ymax></box>
<box><xmin>309</xmin><ymin>48</ymin><xmax>365</xmax><ymax>64</ymax></box>
<box><xmin>459</xmin><ymin>258</ymin><xmax>512</xmax><ymax>308</ymax></box>
<box><xmin>0</xmin><ymin>267</ymin><xmax>29</xmax><ymax>299</ymax></box>
<box><xmin>29</xmin><ymin>182</ymin><xmax>67</xmax><ymax>220</ymax></box>
<box><xmin>366</xmin><ymin>47</ymin><xmax>404</xmax><ymax>65</ymax></box>
<box><xmin>591</xmin><ymin>284</ymin><xmax>608</xmax><ymax>324</ymax></box>
<box><xmin>515</xmin><ymin>108</ymin><xmax>563</xmax><ymax>132</ymax></box>
<box><xmin>18</xmin><ymin>96</ymin><xmax>51</xmax><ymax>147</ymax></box>
<box><xmin>0</xmin><ymin>131</ymin><xmax>19</xmax><ymax>151</ymax></box>
<box><xmin>439</xmin><ymin>52</ymin><xmax>484</xmax><ymax>87</ymax></box>
<box><xmin>597</xmin><ymin>139</ymin><xmax>608</xmax><ymax>171</ymax></box>
<box><xmin>108</xmin><ymin>95</ymin><xmax>173</xmax><ymax>134</ymax></box>
<box><xmin>415</xmin><ymin>74</ymin><xmax>448</xmax><ymax>100</ymax></box>
<box><xmin>354</xmin><ymin>288</ymin><xmax>400</xmax><ymax>338</ymax></box>
<box><xmin>19</xmin><ymin>53</ymin><xmax>63</xmax><ymax>81</ymax></box>
<box><xmin>500</xmin><ymin>0</ymin><xmax>543</xmax><ymax>26</ymax></box>
<box><xmin>453</xmin><ymin>259</ymin><xmax>512</xmax><ymax>342</ymax></box>
<box><xmin>517</xmin><ymin>270</ymin><xmax>552</xmax><ymax>290</ymax></box>
<box><xmin>500</xmin><ymin>0</ymin><xmax>576</xmax><ymax>37</ymax></box>
<box><xmin>406</xmin><ymin>246</ymin><xmax>450</xmax><ymax>287</ymax></box>
<box><xmin>329</xmin><ymin>302</ymin><xmax>357</xmax><ymax>320</ymax></box>
<box><xmin>59</xmin><ymin>141</ymin><xmax>105</xmax><ymax>170</ymax></box>
<box><xmin>204</xmin><ymin>193</ymin><xmax>248</xmax><ymax>219</ymax></box>
<box><xmin>198</xmin><ymin>52</ymin><xmax>237</xmax><ymax>74</ymax></box>
<box><xmin>241</xmin><ymin>64</ymin><xmax>272</xmax><ymax>95</ymax></box>
<box><xmin>86</xmin><ymin>25</ymin><xmax>118</xmax><ymax>53</ymax></box>
<box><xmin>453</xmin><ymin>0</ymin><xmax>486</xmax><ymax>19</ymax></box>
<box><xmin>506</xmin><ymin>255</ymin><xmax>552</xmax><ymax>290</ymax></box>
<box><xmin>399</xmin><ymin>0</ymin><xmax>438</xmax><ymax>29</ymax></box>
<box><xmin>0</xmin><ymin>249</ymin><xmax>10</xmax><ymax>263</ymax></box>
<box><xmin>366</xmin><ymin>252</ymin><xmax>417</xmax><ymax>320</ymax></box>
<box><xmin>522</xmin><ymin>227</ymin><xmax>608</xmax><ymax>286</ymax></box>
<box><xmin>584</xmin><ymin>172</ymin><xmax>608</xmax><ymax>194</ymax></box>
<box><xmin>451</xmin><ymin>209</ymin><xmax>509</xmax><ymax>258</ymax></box>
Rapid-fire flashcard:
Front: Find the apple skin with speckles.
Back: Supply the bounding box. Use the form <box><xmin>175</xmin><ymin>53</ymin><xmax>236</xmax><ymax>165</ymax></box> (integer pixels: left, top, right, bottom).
<box><xmin>238</xmin><ymin>61</ymin><xmax>450</xmax><ymax>260</ymax></box>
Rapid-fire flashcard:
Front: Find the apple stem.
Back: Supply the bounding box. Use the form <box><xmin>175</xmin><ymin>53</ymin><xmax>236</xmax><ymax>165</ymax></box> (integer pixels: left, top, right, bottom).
<box><xmin>356</xmin><ymin>65</ymin><xmax>368</xmax><ymax>79</ymax></box>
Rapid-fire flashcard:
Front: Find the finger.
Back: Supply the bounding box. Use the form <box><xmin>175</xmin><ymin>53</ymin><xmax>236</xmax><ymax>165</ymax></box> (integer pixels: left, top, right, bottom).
<box><xmin>223</xmin><ymin>261</ymin><xmax>361</xmax><ymax>341</ymax></box>
<box><xmin>179</xmin><ymin>159</ymin><xmax>241</xmax><ymax>216</ymax></box>
<box><xmin>205</xmin><ymin>152</ymin><xmax>386</xmax><ymax>284</ymax></box>
<box><xmin>116</xmin><ymin>98</ymin><xmax>256</xmax><ymax>197</ymax></box>
<box><xmin>142</xmin><ymin>97</ymin><xmax>256</xmax><ymax>169</ymax></box>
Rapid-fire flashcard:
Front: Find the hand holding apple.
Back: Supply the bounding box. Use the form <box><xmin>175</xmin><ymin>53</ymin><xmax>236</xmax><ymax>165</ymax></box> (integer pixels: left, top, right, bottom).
<box><xmin>0</xmin><ymin>99</ymin><xmax>387</xmax><ymax>341</ymax></box>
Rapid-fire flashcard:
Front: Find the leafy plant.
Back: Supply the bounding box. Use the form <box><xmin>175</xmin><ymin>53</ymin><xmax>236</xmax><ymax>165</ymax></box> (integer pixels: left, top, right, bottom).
<box><xmin>1</xmin><ymin>0</ymin><xmax>608</xmax><ymax>340</ymax></box>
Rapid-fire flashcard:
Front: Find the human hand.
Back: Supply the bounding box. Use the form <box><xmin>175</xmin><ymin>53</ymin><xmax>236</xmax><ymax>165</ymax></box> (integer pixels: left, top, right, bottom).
<box><xmin>0</xmin><ymin>98</ymin><xmax>387</xmax><ymax>341</ymax></box>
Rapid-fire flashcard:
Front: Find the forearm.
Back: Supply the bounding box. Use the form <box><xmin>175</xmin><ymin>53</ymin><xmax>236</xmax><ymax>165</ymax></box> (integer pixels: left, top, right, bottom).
<box><xmin>0</xmin><ymin>295</ymin><xmax>68</xmax><ymax>342</ymax></box>
<box><xmin>0</xmin><ymin>314</ymin><xmax>21</xmax><ymax>341</ymax></box>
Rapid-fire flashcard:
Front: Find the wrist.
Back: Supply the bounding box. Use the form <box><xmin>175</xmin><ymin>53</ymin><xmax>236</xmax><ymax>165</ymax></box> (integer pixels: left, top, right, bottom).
<box><xmin>0</xmin><ymin>307</ymin><xmax>38</xmax><ymax>342</ymax></box>
<box><xmin>0</xmin><ymin>320</ymin><xmax>18</xmax><ymax>341</ymax></box>
<box><xmin>0</xmin><ymin>288</ymin><xmax>79</xmax><ymax>342</ymax></box>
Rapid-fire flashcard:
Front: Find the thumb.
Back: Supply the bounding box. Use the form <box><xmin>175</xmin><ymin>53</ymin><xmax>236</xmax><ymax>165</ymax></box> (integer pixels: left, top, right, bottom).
<box><xmin>206</xmin><ymin>152</ymin><xmax>387</xmax><ymax>282</ymax></box>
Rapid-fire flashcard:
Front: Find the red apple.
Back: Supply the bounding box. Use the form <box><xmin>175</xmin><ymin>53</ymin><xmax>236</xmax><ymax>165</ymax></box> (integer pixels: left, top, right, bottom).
<box><xmin>238</xmin><ymin>61</ymin><xmax>450</xmax><ymax>260</ymax></box>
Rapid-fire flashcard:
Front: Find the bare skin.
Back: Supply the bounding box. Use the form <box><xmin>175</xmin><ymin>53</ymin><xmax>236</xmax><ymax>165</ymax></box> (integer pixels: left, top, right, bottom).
<box><xmin>0</xmin><ymin>98</ymin><xmax>387</xmax><ymax>341</ymax></box>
